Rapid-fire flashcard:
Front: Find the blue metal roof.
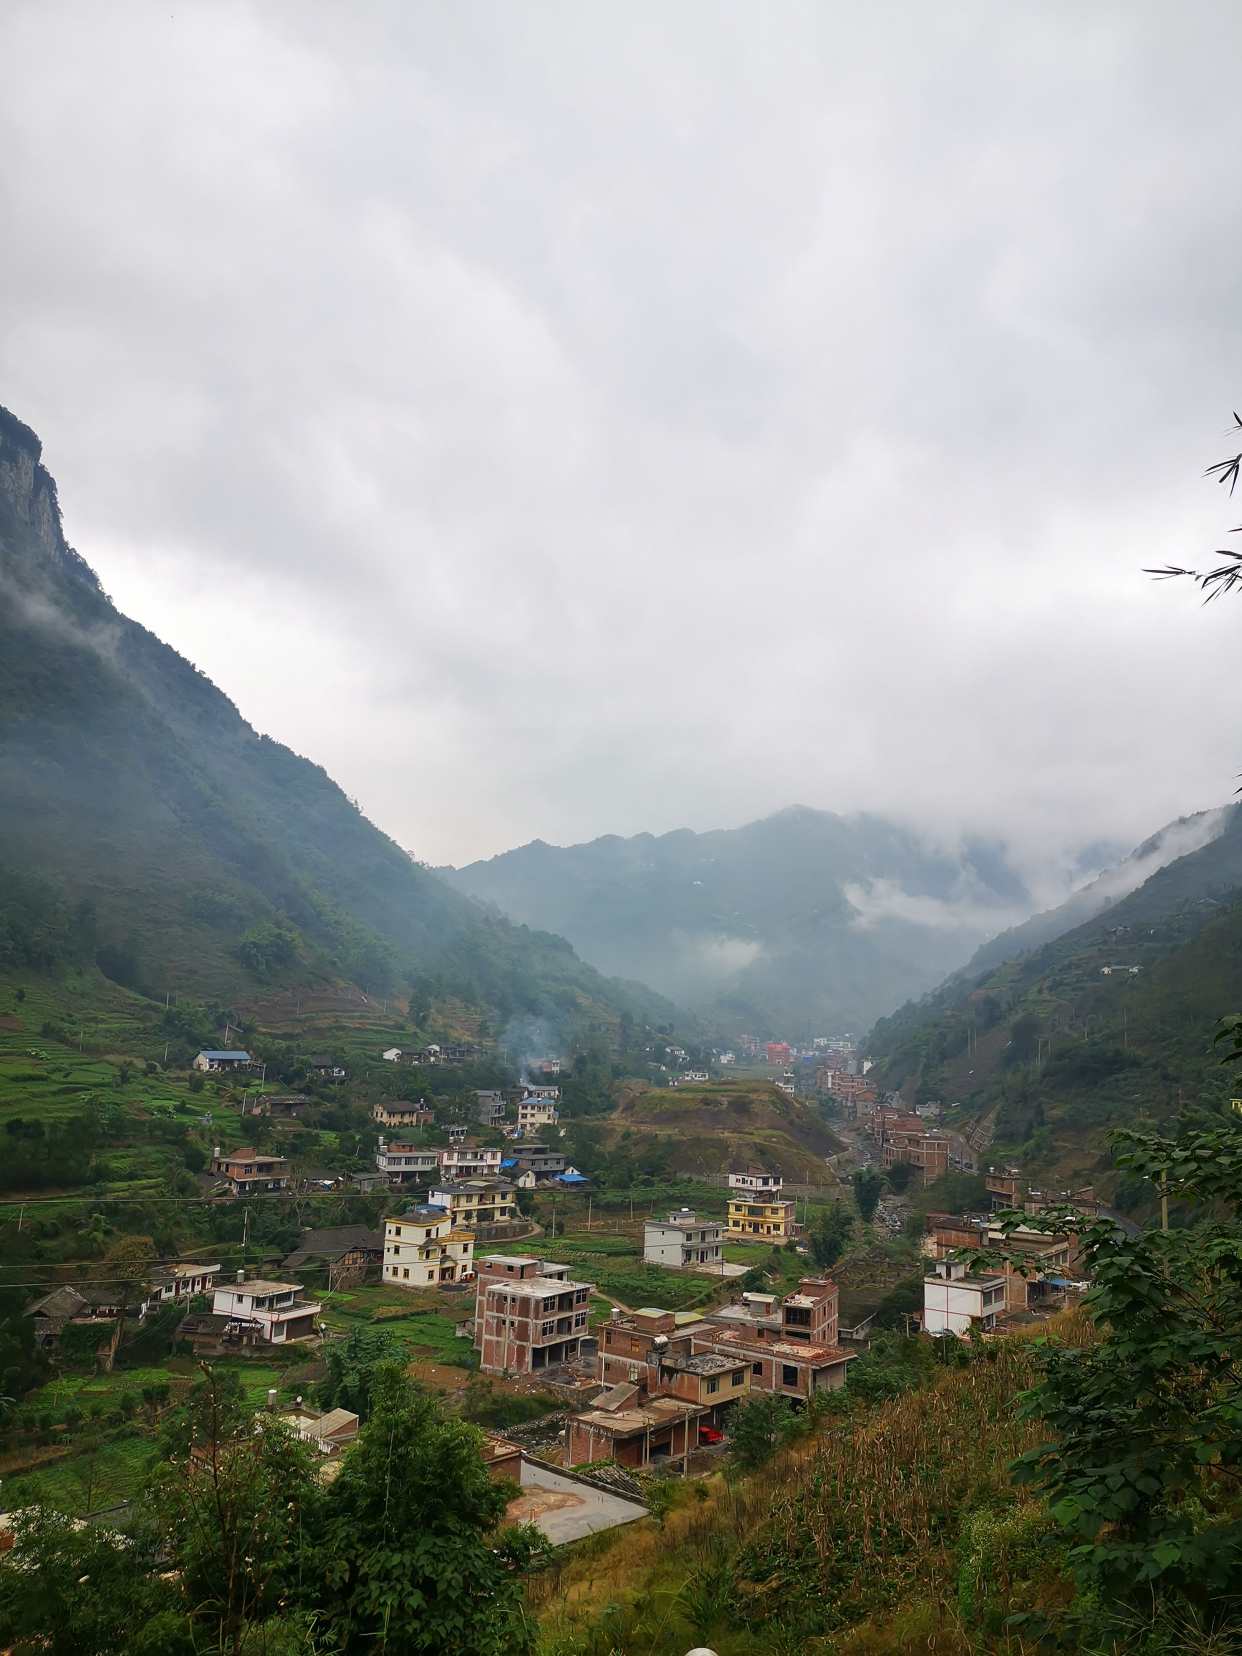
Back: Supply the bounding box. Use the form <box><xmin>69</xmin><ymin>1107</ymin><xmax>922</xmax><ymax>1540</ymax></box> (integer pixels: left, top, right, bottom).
<box><xmin>199</xmin><ymin>1051</ymin><xmax>251</xmax><ymax>1060</ymax></box>
<box><xmin>556</xmin><ymin>1173</ymin><xmax>588</xmax><ymax>1184</ymax></box>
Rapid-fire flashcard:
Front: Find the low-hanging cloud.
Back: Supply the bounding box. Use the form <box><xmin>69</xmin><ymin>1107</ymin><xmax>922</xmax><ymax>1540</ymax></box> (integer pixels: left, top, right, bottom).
<box><xmin>1</xmin><ymin>2</ymin><xmax>1241</xmax><ymax>883</ymax></box>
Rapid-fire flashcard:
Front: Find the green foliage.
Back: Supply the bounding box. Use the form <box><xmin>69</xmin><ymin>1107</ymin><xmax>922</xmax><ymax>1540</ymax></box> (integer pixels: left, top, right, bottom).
<box><xmin>0</xmin><ymin>867</ymin><xmax>98</xmax><ymax>973</ymax></box>
<box><xmin>844</xmin><ymin>1333</ymin><xmax>938</xmax><ymax>1403</ymax></box>
<box><xmin>873</xmin><ymin>1274</ymin><xmax>926</xmax><ymax>1330</ymax></box>
<box><xmin>235</xmin><ymin>921</ymin><xmax>302</xmax><ymax>976</ymax></box>
<box><xmin>851</xmin><ymin>1167</ymin><xmax>884</xmax><ymax>1225</ymax></box>
<box><xmin>729</xmin><ymin>1392</ymin><xmax>798</xmax><ymax>1472</ymax></box>
<box><xmin>0</xmin><ymin>1507</ymin><xmax>191</xmax><ymax>1656</ymax></box>
<box><xmin>457</xmin><ymin>1380</ymin><xmax>561</xmax><ymax>1432</ymax></box>
<box><xmin>884</xmin><ymin>1159</ymin><xmax>914</xmax><ymax>1195</ymax></box>
<box><xmin>317</xmin><ymin>1364</ymin><xmax>535</xmax><ymax>1656</ymax></box>
<box><xmin>316</xmin><ymin>1326</ymin><xmax>400</xmax><ymax>1423</ymax></box>
<box><xmin>809</xmin><ymin>1201</ymin><xmax>853</xmax><ymax>1268</ymax></box>
<box><xmin>979</xmin><ymin>1118</ymin><xmax>1242</xmax><ymax>1619</ymax></box>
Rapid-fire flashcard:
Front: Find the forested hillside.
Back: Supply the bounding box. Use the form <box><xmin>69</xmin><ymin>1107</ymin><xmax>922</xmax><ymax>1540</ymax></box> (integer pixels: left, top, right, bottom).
<box><xmin>866</xmin><ymin>818</ymin><xmax>1242</xmax><ymax>1200</ymax></box>
<box><xmin>0</xmin><ymin>405</ymin><xmax>671</xmax><ymax>1038</ymax></box>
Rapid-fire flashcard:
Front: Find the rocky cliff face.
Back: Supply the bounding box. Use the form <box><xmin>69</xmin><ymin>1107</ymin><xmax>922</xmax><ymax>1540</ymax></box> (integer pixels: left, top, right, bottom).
<box><xmin>0</xmin><ymin>404</ymin><xmax>101</xmax><ymax>590</ymax></box>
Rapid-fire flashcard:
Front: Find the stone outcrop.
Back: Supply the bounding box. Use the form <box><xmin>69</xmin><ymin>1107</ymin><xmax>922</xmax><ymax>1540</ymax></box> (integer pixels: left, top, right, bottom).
<box><xmin>0</xmin><ymin>404</ymin><xmax>101</xmax><ymax>590</ymax></box>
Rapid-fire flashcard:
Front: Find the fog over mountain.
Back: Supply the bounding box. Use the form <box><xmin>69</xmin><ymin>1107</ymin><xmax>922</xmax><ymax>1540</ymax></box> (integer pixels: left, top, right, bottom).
<box><xmin>439</xmin><ymin>806</ymin><xmax>1232</xmax><ymax>1035</ymax></box>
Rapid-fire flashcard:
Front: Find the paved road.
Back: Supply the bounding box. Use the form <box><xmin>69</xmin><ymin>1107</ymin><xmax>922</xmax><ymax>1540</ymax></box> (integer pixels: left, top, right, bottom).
<box><xmin>513</xmin><ymin>1460</ymin><xmax>647</xmax><ymax>1544</ymax></box>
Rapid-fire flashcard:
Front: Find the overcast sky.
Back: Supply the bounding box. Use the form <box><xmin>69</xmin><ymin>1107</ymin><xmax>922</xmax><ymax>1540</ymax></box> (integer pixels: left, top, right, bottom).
<box><xmin>3</xmin><ymin>3</ymin><xmax>1242</xmax><ymax>894</ymax></box>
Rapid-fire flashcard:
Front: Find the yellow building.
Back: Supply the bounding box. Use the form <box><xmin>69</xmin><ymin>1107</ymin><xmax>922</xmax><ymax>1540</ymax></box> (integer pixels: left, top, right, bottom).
<box><xmin>726</xmin><ymin>1195</ymin><xmax>797</xmax><ymax>1240</ymax></box>
<box><xmin>384</xmin><ymin>1204</ymin><xmax>475</xmax><ymax>1287</ymax></box>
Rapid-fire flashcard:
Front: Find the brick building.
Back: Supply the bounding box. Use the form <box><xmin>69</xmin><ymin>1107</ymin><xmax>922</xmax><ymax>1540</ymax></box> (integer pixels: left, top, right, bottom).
<box><xmin>478</xmin><ymin>1257</ymin><xmax>592</xmax><ymax>1374</ymax></box>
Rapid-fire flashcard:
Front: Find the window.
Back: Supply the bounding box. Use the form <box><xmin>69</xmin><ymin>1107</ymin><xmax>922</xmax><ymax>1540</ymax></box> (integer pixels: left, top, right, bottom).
<box><xmin>390</xmin><ymin>1266</ymin><xmax>397</xmax><ymax>1277</ymax></box>
<box><xmin>541</xmin><ymin>1321</ymin><xmax>555</xmax><ymax>1337</ymax></box>
<box><xmin>392</xmin><ymin>1245</ymin><xmax>400</xmax><ymax>1256</ymax></box>
<box><xmin>394</xmin><ymin>1226</ymin><xmax>402</xmax><ymax>1237</ymax></box>
<box><xmin>752</xmin><ymin>1362</ymin><xmax>763</xmax><ymax>1376</ymax></box>
<box><xmin>732</xmin><ymin>1369</ymin><xmax>744</xmax><ymax>1387</ymax></box>
<box><xmin>630</xmin><ymin>1338</ymin><xmax>641</xmax><ymax>1353</ymax></box>
<box><xmin>402</xmin><ymin>1268</ymin><xmax>409</xmax><ymax>1279</ymax></box>
<box><xmin>707</xmin><ymin>1377</ymin><xmax>720</xmax><ymax>1395</ymax></box>
<box><xmin>604</xmin><ymin>1330</ymin><xmax>612</xmax><ymax>1346</ymax></box>
<box><xmin>782</xmin><ymin>1365</ymin><xmax>798</xmax><ymax>1388</ymax></box>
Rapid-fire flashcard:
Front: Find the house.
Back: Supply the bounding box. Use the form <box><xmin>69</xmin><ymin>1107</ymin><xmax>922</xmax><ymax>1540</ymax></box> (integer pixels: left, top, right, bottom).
<box><xmin>986</xmin><ymin>1167</ymin><xmax>1024</xmax><ymax>1210</ymax></box>
<box><xmin>306</xmin><ymin>1054</ymin><xmax>346</xmax><ymax>1081</ymax></box>
<box><xmin>522</xmin><ymin>1085</ymin><xmax>560</xmax><ymax>1104</ymax></box>
<box><xmin>718</xmin><ymin>1051</ymin><xmax>735</xmax><ymax>1066</ymax></box>
<box><xmin>728</xmin><ymin>1169</ymin><xmax>784</xmax><ymax>1194</ymax></box>
<box><xmin>383</xmin><ymin>1205</ymin><xmax>475</xmax><ymax>1287</ymax></box>
<box><xmin>703</xmin><ymin>1326</ymin><xmax>853</xmax><ymax>1395</ymax></box>
<box><xmin>371</xmin><ymin>1102</ymin><xmax>434</xmax><ymax>1130</ymax></box>
<box><xmin>727</xmin><ymin>1191</ymin><xmax>796</xmax><ymax>1241</ymax></box>
<box><xmin>282</xmin><ymin>1226</ymin><xmax>383</xmax><ymax>1284</ymax></box>
<box><xmin>252</xmin><ymin>1094</ymin><xmax>312</xmax><ymax>1120</ymax></box>
<box><xmin>538</xmin><ymin>1057</ymin><xmax>562</xmax><ymax>1075</ymax></box>
<box><xmin>480</xmin><ymin>1433</ymin><xmax>524</xmax><ymax>1482</ymax></box>
<box><xmin>516</xmin><ymin>1096</ymin><xmax>559</xmax><ymax>1130</ymax></box>
<box><xmin>642</xmin><ymin>1209</ymin><xmax>724</xmax><ymax>1270</ymax></box>
<box><xmin>193</xmin><ymin>1050</ymin><xmax>253</xmax><ymax>1073</ymax></box>
<box><xmin>209</xmin><ymin>1147</ymin><xmax>290</xmax><ymax>1195</ymax></box>
<box><xmin>472</xmin><ymin>1253</ymin><xmax>574</xmax><ymax>1331</ymax></box>
<box><xmin>656</xmin><ymin>1350</ymin><xmax>751</xmax><ymax>1415</ymax></box>
<box><xmin>505</xmin><ymin>1143</ymin><xmax>566</xmax><ymax>1180</ymax></box>
<box><xmin>210</xmin><ymin>1274</ymin><xmax>323</xmax><ymax>1344</ymax></box>
<box><xmin>26</xmin><ymin>1284</ymin><xmax>148</xmax><ymax>1358</ymax></box>
<box><xmin>427</xmin><ymin>1179</ymin><xmax>517</xmax><ymax>1232</ymax></box>
<box><xmin>374</xmin><ymin>1139</ymin><xmax>439</xmax><ymax>1184</ymax></box>
<box><xmin>382</xmin><ymin>1047</ymin><xmax>403</xmax><ymax>1062</ymax></box>
<box><xmin>275</xmin><ymin>1404</ymin><xmax>359</xmax><ymax>1456</ymax></box>
<box><xmin>149</xmin><ymin>1262</ymin><xmax>220</xmax><ymax>1303</ymax></box>
<box><xmin>778</xmin><ymin>1277</ymin><xmax>841</xmax><ymax>1345</ymax></box>
<box><xmin>476</xmin><ymin>1090</ymin><xmax>508</xmax><ymax>1127</ymax></box>
<box><xmin>923</xmin><ymin>1259</ymin><xmax>1007</xmax><ymax>1337</ymax></box>
<box><xmin>437</xmin><ymin>1145</ymin><xmax>503</xmax><ymax>1181</ymax></box>
<box><xmin>478</xmin><ymin>1257</ymin><xmax>592</xmax><ymax>1374</ymax></box>
<box><xmin>922</xmin><ymin>1213</ymin><xmax>1081</xmax><ymax>1314</ymax></box>
<box><xmin>564</xmin><ymin>1388</ymin><xmax>704</xmax><ymax>1469</ymax></box>
<box><xmin>878</xmin><ymin>1118</ymin><xmax>951</xmax><ymax>1184</ymax></box>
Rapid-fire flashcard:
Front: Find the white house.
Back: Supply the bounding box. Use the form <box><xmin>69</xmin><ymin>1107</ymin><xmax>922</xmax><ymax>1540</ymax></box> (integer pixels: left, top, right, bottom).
<box><xmin>211</xmin><ymin>1275</ymin><xmax>322</xmax><ymax>1344</ymax></box>
<box><xmin>193</xmin><ymin>1050</ymin><xmax>252</xmax><ymax>1073</ymax></box>
<box><xmin>374</xmin><ymin>1140</ymin><xmax>440</xmax><ymax>1183</ymax></box>
<box><xmin>922</xmin><ymin>1259</ymin><xmax>1007</xmax><ymax>1337</ymax></box>
<box><xmin>150</xmin><ymin>1262</ymin><xmax>220</xmax><ymax>1303</ymax></box>
<box><xmin>643</xmin><ymin>1209</ymin><xmax>725</xmax><ymax>1270</ymax></box>
<box><xmin>437</xmin><ymin>1145</ymin><xmax>503</xmax><ymax>1180</ymax></box>
<box><xmin>728</xmin><ymin>1170</ymin><xmax>784</xmax><ymax>1194</ymax></box>
<box><xmin>382</xmin><ymin>1047</ymin><xmax>403</xmax><ymax>1062</ymax></box>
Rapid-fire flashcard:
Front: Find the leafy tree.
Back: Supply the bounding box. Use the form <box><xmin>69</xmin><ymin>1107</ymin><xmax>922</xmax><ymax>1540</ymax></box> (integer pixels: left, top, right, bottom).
<box><xmin>150</xmin><ymin>1363</ymin><xmax>320</xmax><ymax>1655</ymax></box>
<box><xmin>0</xmin><ymin>1507</ymin><xmax>191</xmax><ymax>1656</ymax></box>
<box><xmin>729</xmin><ymin>1392</ymin><xmax>797</xmax><ymax>1472</ymax></box>
<box><xmin>977</xmin><ymin>1115</ymin><xmax>1242</xmax><ymax>1632</ymax></box>
<box><xmin>316</xmin><ymin>1325</ymin><xmax>399</xmax><ymax>1423</ymax></box>
<box><xmin>317</xmin><ymin>1364</ymin><xmax>536</xmax><ymax>1656</ymax></box>
<box><xmin>884</xmin><ymin>1160</ymin><xmax>914</xmax><ymax>1195</ymax></box>
<box><xmin>809</xmin><ymin>1202</ymin><xmax>853</xmax><ymax>1268</ymax></box>
<box><xmin>851</xmin><ymin>1167</ymin><xmax>885</xmax><ymax>1225</ymax></box>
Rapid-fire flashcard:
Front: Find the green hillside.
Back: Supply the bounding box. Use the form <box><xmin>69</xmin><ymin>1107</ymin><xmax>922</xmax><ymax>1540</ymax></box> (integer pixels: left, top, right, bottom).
<box><xmin>865</xmin><ymin>830</ymin><xmax>1242</xmax><ymax>1203</ymax></box>
<box><xmin>0</xmin><ymin>405</ymin><xmax>672</xmax><ymax>1040</ymax></box>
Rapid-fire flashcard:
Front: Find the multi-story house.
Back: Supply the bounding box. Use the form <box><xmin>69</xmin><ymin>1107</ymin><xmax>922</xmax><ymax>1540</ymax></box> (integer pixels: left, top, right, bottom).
<box><xmin>437</xmin><ymin>1145</ymin><xmax>503</xmax><ymax>1180</ymax></box>
<box><xmin>194</xmin><ymin>1050</ymin><xmax>253</xmax><ymax>1073</ymax></box>
<box><xmin>472</xmin><ymin>1253</ymin><xmax>574</xmax><ymax>1330</ymax></box>
<box><xmin>476</xmin><ymin>1090</ymin><xmax>508</xmax><ymax>1128</ymax></box>
<box><xmin>516</xmin><ymin>1096</ymin><xmax>559</xmax><ymax>1130</ymax></box>
<box><xmin>478</xmin><ymin>1257</ymin><xmax>592</xmax><ymax>1374</ymax></box>
<box><xmin>427</xmin><ymin>1179</ymin><xmax>516</xmax><ymax>1232</ymax></box>
<box><xmin>209</xmin><ymin>1147</ymin><xmax>290</xmax><ymax>1195</ymax></box>
<box><xmin>879</xmin><ymin>1115</ymin><xmax>951</xmax><ymax>1183</ymax></box>
<box><xmin>642</xmin><ymin>1209</ymin><xmax>724</xmax><ymax>1270</ymax></box>
<box><xmin>726</xmin><ymin>1189</ymin><xmax>796</xmax><ymax>1241</ymax></box>
<box><xmin>211</xmin><ymin>1274</ymin><xmax>322</xmax><ymax>1344</ymax></box>
<box><xmin>505</xmin><ymin>1143</ymin><xmax>566</xmax><ymax>1180</ymax></box>
<box><xmin>382</xmin><ymin>1204</ymin><xmax>475</xmax><ymax>1287</ymax></box>
<box><xmin>923</xmin><ymin>1258</ymin><xmax>1008</xmax><ymax>1337</ymax></box>
<box><xmin>373</xmin><ymin>1140</ymin><xmax>439</xmax><ymax>1184</ymax></box>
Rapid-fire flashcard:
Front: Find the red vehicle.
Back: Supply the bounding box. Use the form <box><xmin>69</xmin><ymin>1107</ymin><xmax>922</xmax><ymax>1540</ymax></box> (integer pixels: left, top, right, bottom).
<box><xmin>698</xmin><ymin>1426</ymin><xmax>725</xmax><ymax>1445</ymax></box>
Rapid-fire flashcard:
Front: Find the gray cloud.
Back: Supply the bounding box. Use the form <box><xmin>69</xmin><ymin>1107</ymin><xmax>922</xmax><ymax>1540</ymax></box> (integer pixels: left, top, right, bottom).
<box><xmin>2</xmin><ymin>1</ymin><xmax>1242</xmax><ymax>892</ymax></box>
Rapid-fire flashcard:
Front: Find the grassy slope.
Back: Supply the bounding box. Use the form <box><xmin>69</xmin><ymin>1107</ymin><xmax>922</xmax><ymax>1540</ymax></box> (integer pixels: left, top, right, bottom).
<box><xmin>529</xmin><ymin>1312</ymin><xmax>1091</xmax><ymax>1656</ymax></box>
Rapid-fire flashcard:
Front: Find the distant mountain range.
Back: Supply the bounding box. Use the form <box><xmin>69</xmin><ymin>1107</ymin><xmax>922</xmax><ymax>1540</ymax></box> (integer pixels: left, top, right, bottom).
<box><xmin>0</xmin><ymin>404</ymin><xmax>671</xmax><ymax>1036</ymax></box>
<box><xmin>439</xmin><ymin>808</ymin><xmax>1233</xmax><ymax>1038</ymax></box>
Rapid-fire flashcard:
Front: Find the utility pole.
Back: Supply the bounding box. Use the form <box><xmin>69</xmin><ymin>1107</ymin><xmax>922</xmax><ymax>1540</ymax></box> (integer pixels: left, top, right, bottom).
<box><xmin>1161</xmin><ymin>1169</ymin><xmax>1169</xmax><ymax>1233</ymax></box>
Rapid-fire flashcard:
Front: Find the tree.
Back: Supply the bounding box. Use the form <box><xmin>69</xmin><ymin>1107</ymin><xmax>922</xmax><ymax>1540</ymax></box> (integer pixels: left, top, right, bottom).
<box><xmin>317</xmin><ymin>1364</ymin><xmax>537</xmax><ymax>1656</ymax></box>
<box><xmin>884</xmin><ymin>1160</ymin><xmax>914</xmax><ymax>1195</ymax></box>
<box><xmin>851</xmin><ymin>1167</ymin><xmax>884</xmax><ymax>1225</ymax></box>
<box><xmin>150</xmin><ymin>1364</ymin><xmax>320</xmax><ymax>1655</ymax></box>
<box><xmin>0</xmin><ymin>1507</ymin><xmax>191</xmax><ymax>1656</ymax></box>
<box><xmin>809</xmin><ymin>1201</ymin><xmax>853</xmax><ymax>1268</ymax></box>
<box><xmin>973</xmin><ymin>1118</ymin><xmax>1242</xmax><ymax>1631</ymax></box>
<box><xmin>1147</xmin><ymin>411</ymin><xmax>1242</xmax><ymax>597</ymax></box>
<box><xmin>729</xmin><ymin>1392</ymin><xmax>797</xmax><ymax>1472</ymax></box>
<box><xmin>316</xmin><ymin>1325</ymin><xmax>399</xmax><ymax>1423</ymax></box>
